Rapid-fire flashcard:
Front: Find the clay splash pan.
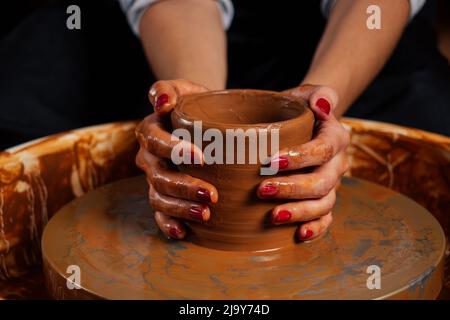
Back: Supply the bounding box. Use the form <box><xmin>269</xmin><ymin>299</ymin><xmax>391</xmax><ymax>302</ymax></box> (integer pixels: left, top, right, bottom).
<box><xmin>42</xmin><ymin>175</ymin><xmax>445</xmax><ymax>299</ymax></box>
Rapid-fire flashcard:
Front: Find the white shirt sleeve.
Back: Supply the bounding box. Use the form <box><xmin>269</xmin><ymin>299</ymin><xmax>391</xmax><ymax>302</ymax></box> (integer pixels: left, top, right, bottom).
<box><xmin>118</xmin><ymin>0</ymin><xmax>234</xmax><ymax>36</ymax></box>
<box><xmin>321</xmin><ymin>0</ymin><xmax>426</xmax><ymax>20</ymax></box>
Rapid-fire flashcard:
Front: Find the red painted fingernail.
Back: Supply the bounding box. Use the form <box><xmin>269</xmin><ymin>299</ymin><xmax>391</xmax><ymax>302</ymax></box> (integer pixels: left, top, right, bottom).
<box><xmin>155</xmin><ymin>93</ymin><xmax>169</xmax><ymax>110</ymax></box>
<box><xmin>189</xmin><ymin>206</ymin><xmax>204</xmax><ymax>221</ymax></box>
<box><xmin>274</xmin><ymin>210</ymin><xmax>291</xmax><ymax>223</ymax></box>
<box><xmin>169</xmin><ymin>227</ymin><xmax>181</xmax><ymax>238</ymax></box>
<box><xmin>196</xmin><ymin>188</ymin><xmax>211</xmax><ymax>202</ymax></box>
<box><xmin>302</xmin><ymin>229</ymin><xmax>314</xmax><ymax>240</ymax></box>
<box><xmin>316</xmin><ymin>98</ymin><xmax>330</xmax><ymax>115</ymax></box>
<box><xmin>259</xmin><ymin>184</ymin><xmax>278</xmax><ymax>197</ymax></box>
<box><xmin>271</xmin><ymin>156</ymin><xmax>289</xmax><ymax>170</ymax></box>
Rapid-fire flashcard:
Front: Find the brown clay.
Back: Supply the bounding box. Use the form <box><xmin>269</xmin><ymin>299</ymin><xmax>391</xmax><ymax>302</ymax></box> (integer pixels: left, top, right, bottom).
<box><xmin>1</xmin><ymin>119</ymin><xmax>449</xmax><ymax>299</ymax></box>
<box><xmin>171</xmin><ymin>90</ymin><xmax>314</xmax><ymax>251</ymax></box>
<box><xmin>41</xmin><ymin>175</ymin><xmax>445</xmax><ymax>299</ymax></box>
<box><xmin>0</xmin><ymin>122</ymin><xmax>139</xmax><ymax>280</ymax></box>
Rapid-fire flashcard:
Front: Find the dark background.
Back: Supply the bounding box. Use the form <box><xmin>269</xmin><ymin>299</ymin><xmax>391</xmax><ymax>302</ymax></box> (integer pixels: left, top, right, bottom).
<box><xmin>0</xmin><ymin>0</ymin><xmax>449</xmax><ymax>150</ymax></box>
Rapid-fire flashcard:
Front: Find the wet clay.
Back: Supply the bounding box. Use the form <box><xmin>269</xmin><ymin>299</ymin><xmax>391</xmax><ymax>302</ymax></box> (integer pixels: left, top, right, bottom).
<box><xmin>171</xmin><ymin>90</ymin><xmax>314</xmax><ymax>251</ymax></box>
<box><xmin>2</xmin><ymin>118</ymin><xmax>449</xmax><ymax>299</ymax></box>
<box><xmin>41</xmin><ymin>176</ymin><xmax>445</xmax><ymax>299</ymax></box>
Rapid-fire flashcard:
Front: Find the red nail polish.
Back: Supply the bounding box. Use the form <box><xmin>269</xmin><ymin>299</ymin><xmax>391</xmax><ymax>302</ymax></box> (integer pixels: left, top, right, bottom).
<box><xmin>155</xmin><ymin>93</ymin><xmax>169</xmax><ymax>110</ymax></box>
<box><xmin>271</xmin><ymin>156</ymin><xmax>289</xmax><ymax>170</ymax></box>
<box><xmin>303</xmin><ymin>229</ymin><xmax>314</xmax><ymax>239</ymax></box>
<box><xmin>196</xmin><ymin>188</ymin><xmax>211</xmax><ymax>202</ymax></box>
<box><xmin>169</xmin><ymin>227</ymin><xmax>181</xmax><ymax>238</ymax></box>
<box><xmin>275</xmin><ymin>210</ymin><xmax>291</xmax><ymax>223</ymax></box>
<box><xmin>259</xmin><ymin>184</ymin><xmax>278</xmax><ymax>197</ymax></box>
<box><xmin>189</xmin><ymin>206</ymin><xmax>204</xmax><ymax>221</ymax></box>
<box><xmin>316</xmin><ymin>98</ymin><xmax>330</xmax><ymax>115</ymax></box>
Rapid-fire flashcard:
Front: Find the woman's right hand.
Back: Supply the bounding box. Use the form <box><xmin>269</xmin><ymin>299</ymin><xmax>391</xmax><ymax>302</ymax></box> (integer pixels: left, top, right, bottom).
<box><xmin>135</xmin><ymin>79</ymin><xmax>218</xmax><ymax>239</ymax></box>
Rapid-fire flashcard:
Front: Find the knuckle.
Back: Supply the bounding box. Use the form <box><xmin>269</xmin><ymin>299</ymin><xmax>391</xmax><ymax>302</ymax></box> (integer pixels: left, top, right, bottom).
<box><xmin>311</xmin><ymin>136</ymin><xmax>328</xmax><ymax>151</ymax></box>
<box><xmin>135</xmin><ymin>127</ymin><xmax>146</xmax><ymax>147</ymax></box>
<box><xmin>316</xmin><ymin>176</ymin><xmax>334</xmax><ymax>197</ymax></box>
<box><xmin>320</xmin><ymin>143</ymin><xmax>334</xmax><ymax>162</ymax></box>
<box><xmin>341</xmin><ymin>128</ymin><xmax>351</xmax><ymax>147</ymax></box>
<box><xmin>148</xmin><ymin>187</ymin><xmax>159</xmax><ymax>207</ymax></box>
<box><xmin>150</xmin><ymin>170</ymin><xmax>163</xmax><ymax>186</ymax></box>
<box><xmin>325</xmin><ymin>213</ymin><xmax>333</xmax><ymax>225</ymax></box>
<box><xmin>342</xmin><ymin>156</ymin><xmax>351</xmax><ymax>174</ymax></box>
<box><xmin>318</xmin><ymin>214</ymin><xmax>333</xmax><ymax>235</ymax></box>
<box><xmin>324</xmin><ymin>197</ymin><xmax>335</xmax><ymax>213</ymax></box>
<box><xmin>330</xmin><ymin>188</ymin><xmax>337</xmax><ymax>202</ymax></box>
<box><xmin>145</xmin><ymin>133</ymin><xmax>158</xmax><ymax>154</ymax></box>
<box><xmin>145</xmin><ymin>122</ymin><xmax>157</xmax><ymax>137</ymax></box>
<box><xmin>152</xmin><ymin>170</ymin><xmax>184</xmax><ymax>197</ymax></box>
<box><xmin>135</xmin><ymin>122</ymin><xmax>143</xmax><ymax>137</ymax></box>
<box><xmin>314</xmin><ymin>137</ymin><xmax>326</xmax><ymax>147</ymax></box>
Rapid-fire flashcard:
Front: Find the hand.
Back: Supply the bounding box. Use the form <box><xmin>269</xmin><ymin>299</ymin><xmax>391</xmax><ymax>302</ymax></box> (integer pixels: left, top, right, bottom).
<box><xmin>258</xmin><ymin>84</ymin><xmax>350</xmax><ymax>241</ymax></box>
<box><xmin>135</xmin><ymin>79</ymin><xmax>218</xmax><ymax>239</ymax></box>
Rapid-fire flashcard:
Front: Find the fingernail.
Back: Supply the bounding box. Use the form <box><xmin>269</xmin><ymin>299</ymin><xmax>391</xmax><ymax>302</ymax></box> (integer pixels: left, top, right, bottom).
<box><xmin>302</xmin><ymin>229</ymin><xmax>314</xmax><ymax>240</ymax></box>
<box><xmin>169</xmin><ymin>227</ymin><xmax>181</xmax><ymax>238</ymax></box>
<box><xmin>189</xmin><ymin>205</ymin><xmax>204</xmax><ymax>221</ymax></box>
<box><xmin>155</xmin><ymin>93</ymin><xmax>169</xmax><ymax>110</ymax></box>
<box><xmin>316</xmin><ymin>98</ymin><xmax>330</xmax><ymax>115</ymax></box>
<box><xmin>196</xmin><ymin>188</ymin><xmax>211</xmax><ymax>202</ymax></box>
<box><xmin>271</xmin><ymin>156</ymin><xmax>289</xmax><ymax>170</ymax></box>
<box><xmin>274</xmin><ymin>210</ymin><xmax>291</xmax><ymax>223</ymax></box>
<box><xmin>259</xmin><ymin>184</ymin><xmax>278</xmax><ymax>197</ymax></box>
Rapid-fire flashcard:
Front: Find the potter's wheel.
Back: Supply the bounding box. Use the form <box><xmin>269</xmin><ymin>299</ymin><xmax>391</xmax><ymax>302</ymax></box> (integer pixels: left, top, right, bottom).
<box><xmin>42</xmin><ymin>176</ymin><xmax>445</xmax><ymax>299</ymax></box>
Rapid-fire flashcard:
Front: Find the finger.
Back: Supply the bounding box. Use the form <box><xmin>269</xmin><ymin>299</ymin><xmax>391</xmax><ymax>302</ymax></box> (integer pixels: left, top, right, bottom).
<box><xmin>135</xmin><ymin>114</ymin><xmax>203</xmax><ymax>163</ymax></box>
<box><xmin>297</xmin><ymin>212</ymin><xmax>333</xmax><ymax>241</ymax></box>
<box><xmin>154</xmin><ymin>211</ymin><xmax>187</xmax><ymax>240</ymax></box>
<box><xmin>149</xmin><ymin>184</ymin><xmax>211</xmax><ymax>222</ymax></box>
<box><xmin>271</xmin><ymin>189</ymin><xmax>336</xmax><ymax>224</ymax></box>
<box><xmin>286</xmin><ymin>84</ymin><xmax>338</xmax><ymax>121</ymax></box>
<box><xmin>136</xmin><ymin>149</ymin><xmax>218</xmax><ymax>203</ymax></box>
<box><xmin>270</xmin><ymin>122</ymin><xmax>350</xmax><ymax>171</ymax></box>
<box><xmin>149</xmin><ymin>79</ymin><xmax>209</xmax><ymax>114</ymax></box>
<box><xmin>259</xmin><ymin>151</ymin><xmax>348</xmax><ymax>199</ymax></box>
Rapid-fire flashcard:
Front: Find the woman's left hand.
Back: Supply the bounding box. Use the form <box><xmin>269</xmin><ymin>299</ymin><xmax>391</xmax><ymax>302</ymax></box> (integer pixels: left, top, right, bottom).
<box><xmin>258</xmin><ymin>84</ymin><xmax>350</xmax><ymax>241</ymax></box>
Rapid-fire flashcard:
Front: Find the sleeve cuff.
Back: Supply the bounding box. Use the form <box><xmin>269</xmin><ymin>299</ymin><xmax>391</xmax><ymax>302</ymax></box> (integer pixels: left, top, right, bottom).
<box><xmin>216</xmin><ymin>0</ymin><xmax>234</xmax><ymax>30</ymax></box>
<box><xmin>321</xmin><ymin>0</ymin><xmax>426</xmax><ymax>20</ymax></box>
<box><xmin>118</xmin><ymin>0</ymin><xmax>234</xmax><ymax>36</ymax></box>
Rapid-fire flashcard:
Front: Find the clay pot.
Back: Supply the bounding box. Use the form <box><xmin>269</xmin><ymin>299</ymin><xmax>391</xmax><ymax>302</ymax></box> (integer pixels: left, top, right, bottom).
<box><xmin>171</xmin><ymin>90</ymin><xmax>314</xmax><ymax>251</ymax></box>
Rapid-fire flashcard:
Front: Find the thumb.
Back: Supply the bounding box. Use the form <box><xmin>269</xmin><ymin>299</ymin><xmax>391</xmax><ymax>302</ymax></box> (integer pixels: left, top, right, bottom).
<box><xmin>148</xmin><ymin>79</ymin><xmax>209</xmax><ymax>115</ymax></box>
<box><xmin>285</xmin><ymin>84</ymin><xmax>339</xmax><ymax>121</ymax></box>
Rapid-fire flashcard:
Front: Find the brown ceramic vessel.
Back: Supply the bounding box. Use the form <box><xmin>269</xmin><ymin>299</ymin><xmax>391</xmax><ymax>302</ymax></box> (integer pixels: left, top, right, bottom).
<box><xmin>171</xmin><ymin>90</ymin><xmax>314</xmax><ymax>251</ymax></box>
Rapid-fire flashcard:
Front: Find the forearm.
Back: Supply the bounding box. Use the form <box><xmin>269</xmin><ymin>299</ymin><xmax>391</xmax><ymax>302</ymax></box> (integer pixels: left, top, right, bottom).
<box><xmin>139</xmin><ymin>0</ymin><xmax>227</xmax><ymax>90</ymax></box>
<box><xmin>302</xmin><ymin>0</ymin><xmax>410</xmax><ymax>116</ymax></box>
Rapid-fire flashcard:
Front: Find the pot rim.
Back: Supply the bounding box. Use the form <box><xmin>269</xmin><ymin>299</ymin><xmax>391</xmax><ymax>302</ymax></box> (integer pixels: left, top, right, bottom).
<box><xmin>173</xmin><ymin>89</ymin><xmax>313</xmax><ymax>130</ymax></box>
